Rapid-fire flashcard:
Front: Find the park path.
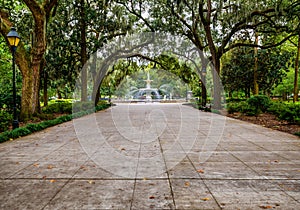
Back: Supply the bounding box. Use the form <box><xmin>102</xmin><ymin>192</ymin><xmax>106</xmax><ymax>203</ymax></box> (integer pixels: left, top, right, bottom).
<box><xmin>0</xmin><ymin>103</ymin><xmax>300</xmax><ymax>209</ymax></box>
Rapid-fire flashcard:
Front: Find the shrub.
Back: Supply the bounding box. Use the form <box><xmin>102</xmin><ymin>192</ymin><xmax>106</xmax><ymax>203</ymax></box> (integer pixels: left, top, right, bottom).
<box><xmin>0</xmin><ymin>131</ymin><xmax>10</xmax><ymax>143</ymax></box>
<box><xmin>278</xmin><ymin>103</ymin><xmax>300</xmax><ymax>124</ymax></box>
<box><xmin>97</xmin><ymin>100</ymin><xmax>108</xmax><ymax>106</ymax></box>
<box><xmin>42</xmin><ymin>102</ymin><xmax>72</xmax><ymax>114</ymax></box>
<box><xmin>247</xmin><ymin>95</ymin><xmax>271</xmax><ymax>113</ymax></box>
<box><xmin>73</xmin><ymin>101</ymin><xmax>95</xmax><ymax>113</ymax></box>
<box><xmin>226</xmin><ymin>98</ymin><xmax>246</xmax><ymax>103</ymax></box>
<box><xmin>268</xmin><ymin>102</ymin><xmax>300</xmax><ymax>124</ymax></box>
<box><xmin>227</xmin><ymin>101</ymin><xmax>249</xmax><ymax>114</ymax></box>
<box><xmin>268</xmin><ymin>102</ymin><xmax>286</xmax><ymax>116</ymax></box>
<box><xmin>0</xmin><ymin>111</ymin><xmax>12</xmax><ymax>132</ymax></box>
<box><xmin>227</xmin><ymin>102</ymin><xmax>240</xmax><ymax>114</ymax></box>
<box><xmin>26</xmin><ymin>123</ymin><xmax>42</xmax><ymax>132</ymax></box>
<box><xmin>10</xmin><ymin>127</ymin><xmax>31</xmax><ymax>139</ymax></box>
<box><xmin>0</xmin><ymin>94</ymin><xmax>21</xmax><ymax>113</ymax></box>
<box><xmin>295</xmin><ymin>118</ymin><xmax>300</xmax><ymax>125</ymax></box>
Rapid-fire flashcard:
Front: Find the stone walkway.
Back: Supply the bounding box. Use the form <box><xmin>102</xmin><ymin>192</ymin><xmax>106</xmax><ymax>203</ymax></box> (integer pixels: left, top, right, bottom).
<box><xmin>0</xmin><ymin>103</ymin><xmax>300</xmax><ymax>209</ymax></box>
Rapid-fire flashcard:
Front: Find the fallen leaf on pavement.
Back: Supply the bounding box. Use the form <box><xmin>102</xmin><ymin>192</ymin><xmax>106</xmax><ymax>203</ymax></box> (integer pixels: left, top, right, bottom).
<box><xmin>201</xmin><ymin>197</ymin><xmax>210</xmax><ymax>201</ymax></box>
<box><xmin>47</xmin><ymin>165</ymin><xmax>54</xmax><ymax>169</ymax></box>
<box><xmin>49</xmin><ymin>179</ymin><xmax>56</xmax><ymax>183</ymax></box>
<box><xmin>184</xmin><ymin>181</ymin><xmax>190</xmax><ymax>187</ymax></box>
<box><xmin>80</xmin><ymin>166</ymin><xmax>87</xmax><ymax>170</ymax></box>
<box><xmin>259</xmin><ymin>205</ymin><xmax>273</xmax><ymax>209</ymax></box>
<box><xmin>149</xmin><ymin>196</ymin><xmax>155</xmax><ymax>199</ymax></box>
<box><xmin>197</xmin><ymin>169</ymin><xmax>204</xmax><ymax>173</ymax></box>
<box><xmin>88</xmin><ymin>180</ymin><xmax>95</xmax><ymax>184</ymax></box>
<box><xmin>33</xmin><ymin>163</ymin><xmax>39</xmax><ymax>167</ymax></box>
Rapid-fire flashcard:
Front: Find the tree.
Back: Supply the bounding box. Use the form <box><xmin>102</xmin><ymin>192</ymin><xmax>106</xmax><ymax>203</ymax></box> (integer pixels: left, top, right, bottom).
<box><xmin>285</xmin><ymin>0</ymin><xmax>300</xmax><ymax>102</ymax></box>
<box><xmin>117</xmin><ymin>0</ymin><xmax>300</xmax><ymax>108</ymax></box>
<box><xmin>222</xmin><ymin>45</ymin><xmax>293</xmax><ymax>97</ymax></box>
<box><xmin>294</xmin><ymin>35</ymin><xmax>300</xmax><ymax>102</ymax></box>
<box><xmin>44</xmin><ymin>0</ymin><xmax>132</xmax><ymax>103</ymax></box>
<box><xmin>221</xmin><ymin>46</ymin><xmax>253</xmax><ymax>98</ymax></box>
<box><xmin>0</xmin><ymin>0</ymin><xmax>58</xmax><ymax>120</ymax></box>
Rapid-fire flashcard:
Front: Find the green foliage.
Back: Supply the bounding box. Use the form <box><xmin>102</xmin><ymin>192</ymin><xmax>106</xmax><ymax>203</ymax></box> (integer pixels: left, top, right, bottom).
<box><xmin>266</xmin><ymin>101</ymin><xmax>300</xmax><ymax>124</ymax></box>
<box><xmin>42</xmin><ymin>101</ymin><xmax>72</xmax><ymax>114</ymax></box>
<box><xmin>73</xmin><ymin>101</ymin><xmax>94</xmax><ymax>113</ymax></box>
<box><xmin>0</xmin><ymin>111</ymin><xmax>12</xmax><ymax>132</ymax></box>
<box><xmin>226</xmin><ymin>98</ymin><xmax>247</xmax><ymax>103</ymax></box>
<box><xmin>44</xmin><ymin>0</ymin><xmax>132</xmax><ymax>99</ymax></box>
<box><xmin>0</xmin><ymin>94</ymin><xmax>21</xmax><ymax>113</ymax></box>
<box><xmin>227</xmin><ymin>95</ymin><xmax>271</xmax><ymax>116</ymax></box>
<box><xmin>10</xmin><ymin>127</ymin><xmax>31</xmax><ymax>139</ymax></box>
<box><xmin>273</xmin><ymin>103</ymin><xmax>300</xmax><ymax>124</ymax></box>
<box><xmin>227</xmin><ymin>101</ymin><xmax>253</xmax><ymax>115</ymax></box>
<box><xmin>267</xmin><ymin>102</ymin><xmax>287</xmax><ymax>116</ymax></box>
<box><xmin>272</xmin><ymin>69</ymin><xmax>299</xmax><ymax>97</ymax></box>
<box><xmin>247</xmin><ymin>95</ymin><xmax>271</xmax><ymax>113</ymax></box>
<box><xmin>222</xmin><ymin>46</ymin><xmax>293</xmax><ymax>96</ymax></box>
<box><xmin>227</xmin><ymin>102</ymin><xmax>245</xmax><ymax>114</ymax></box>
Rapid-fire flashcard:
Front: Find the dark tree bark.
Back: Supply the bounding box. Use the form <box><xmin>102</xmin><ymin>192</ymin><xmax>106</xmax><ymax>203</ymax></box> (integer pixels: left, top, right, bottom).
<box><xmin>0</xmin><ymin>0</ymin><xmax>58</xmax><ymax>120</ymax></box>
<box><xmin>253</xmin><ymin>31</ymin><xmax>259</xmax><ymax>95</ymax></box>
<box><xmin>294</xmin><ymin>34</ymin><xmax>300</xmax><ymax>103</ymax></box>
<box><xmin>80</xmin><ymin>0</ymin><xmax>88</xmax><ymax>102</ymax></box>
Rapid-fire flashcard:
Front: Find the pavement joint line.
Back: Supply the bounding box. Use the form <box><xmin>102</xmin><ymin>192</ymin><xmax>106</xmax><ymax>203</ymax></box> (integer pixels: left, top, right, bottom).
<box><xmin>158</xmin><ymin>135</ymin><xmax>176</xmax><ymax>209</ymax></box>
<box><xmin>230</xmin><ymin>147</ymin><xmax>300</xmax><ymax>205</ymax></box>
<box><xmin>4</xmin><ymin>141</ymin><xmax>70</xmax><ymax>180</ymax></box>
<box><xmin>40</xmin><ymin>144</ymin><xmax>94</xmax><ymax>210</ymax></box>
<box><xmin>5</xmin><ymin>161</ymin><xmax>36</xmax><ymax>180</ymax></box>
<box><xmin>41</xmin><ymin>178</ymin><xmax>72</xmax><ymax>210</ymax></box>
<box><xmin>183</xmin><ymin>142</ymin><xmax>223</xmax><ymax>209</ymax></box>
<box><xmin>2</xmin><ymin>104</ymin><xmax>300</xmax><ymax>209</ymax></box>
<box><xmin>3</xmin><ymin>177</ymin><xmax>300</xmax><ymax>181</ymax></box>
<box><xmin>129</xmin><ymin>113</ymin><xmax>146</xmax><ymax>210</ymax></box>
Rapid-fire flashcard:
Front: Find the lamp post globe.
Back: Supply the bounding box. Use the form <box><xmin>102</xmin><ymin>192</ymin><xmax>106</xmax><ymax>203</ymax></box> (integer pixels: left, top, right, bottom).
<box><xmin>7</xmin><ymin>27</ymin><xmax>20</xmax><ymax>129</ymax></box>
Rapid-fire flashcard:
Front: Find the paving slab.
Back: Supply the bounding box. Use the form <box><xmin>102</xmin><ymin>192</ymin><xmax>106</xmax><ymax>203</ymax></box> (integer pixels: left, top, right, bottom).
<box><xmin>0</xmin><ymin>103</ymin><xmax>300</xmax><ymax>209</ymax></box>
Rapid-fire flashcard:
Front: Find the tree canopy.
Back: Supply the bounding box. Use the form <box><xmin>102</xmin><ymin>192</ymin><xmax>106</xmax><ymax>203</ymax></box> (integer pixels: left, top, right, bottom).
<box><xmin>0</xmin><ymin>0</ymin><xmax>300</xmax><ymax>120</ymax></box>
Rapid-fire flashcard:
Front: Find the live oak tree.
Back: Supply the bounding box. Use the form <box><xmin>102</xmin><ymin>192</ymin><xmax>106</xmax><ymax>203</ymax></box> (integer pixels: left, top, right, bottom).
<box><xmin>118</xmin><ymin>0</ymin><xmax>300</xmax><ymax>108</ymax></box>
<box><xmin>44</xmin><ymin>0</ymin><xmax>132</xmax><ymax>103</ymax></box>
<box><xmin>0</xmin><ymin>0</ymin><xmax>58</xmax><ymax>120</ymax></box>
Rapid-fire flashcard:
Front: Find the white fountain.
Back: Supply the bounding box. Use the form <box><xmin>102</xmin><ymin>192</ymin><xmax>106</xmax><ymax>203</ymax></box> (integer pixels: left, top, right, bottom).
<box><xmin>130</xmin><ymin>72</ymin><xmax>162</xmax><ymax>102</ymax></box>
<box><xmin>144</xmin><ymin>72</ymin><xmax>154</xmax><ymax>101</ymax></box>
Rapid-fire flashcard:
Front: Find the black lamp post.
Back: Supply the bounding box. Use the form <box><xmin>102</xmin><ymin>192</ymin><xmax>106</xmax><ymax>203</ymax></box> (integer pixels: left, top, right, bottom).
<box><xmin>108</xmin><ymin>82</ymin><xmax>111</xmax><ymax>104</ymax></box>
<box><xmin>185</xmin><ymin>84</ymin><xmax>188</xmax><ymax>102</ymax></box>
<box><xmin>7</xmin><ymin>27</ymin><xmax>20</xmax><ymax>129</ymax></box>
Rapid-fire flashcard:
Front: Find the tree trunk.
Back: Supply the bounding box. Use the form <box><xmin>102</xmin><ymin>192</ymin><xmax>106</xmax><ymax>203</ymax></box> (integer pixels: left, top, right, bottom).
<box><xmin>43</xmin><ymin>68</ymin><xmax>48</xmax><ymax>106</ymax></box>
<box><xmin>253</xmin><ymin>31</ymin><xmax>259</xmax><ymax>95</ymax></box>
<box><xmin>293</xmin><ymin>34</ymin><xmax>300</xmax><ymax>103</ymax></box>
<box><xmin>212</xmin><ymin>58</ymin><xmax>222</xmax><ymax>109</ymax></box>
<box><xmin>201</xmin><ymin>1</ymin><xmax>222</xmax><ymax>109</ymax></box>
<box><xmin>203</xmin><ymin>26</ymin><xmax>222</xmax><ymax>108</ymax></box>
<box><xmin>80</xmin><ymin>0</ymin><xmax>88</xmax><ymax>101</ymax></box>
<box><xmin>1</xmin><ymin>1</ymin><xmax>58</xmax><ymax>120</ymax></box>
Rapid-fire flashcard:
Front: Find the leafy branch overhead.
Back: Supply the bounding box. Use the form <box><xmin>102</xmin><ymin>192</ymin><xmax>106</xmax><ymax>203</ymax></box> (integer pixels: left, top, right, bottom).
<box><xmin>0</xmin><ymin>0</ymin><xmax>299</xmax><ymax>121</ymax></box>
